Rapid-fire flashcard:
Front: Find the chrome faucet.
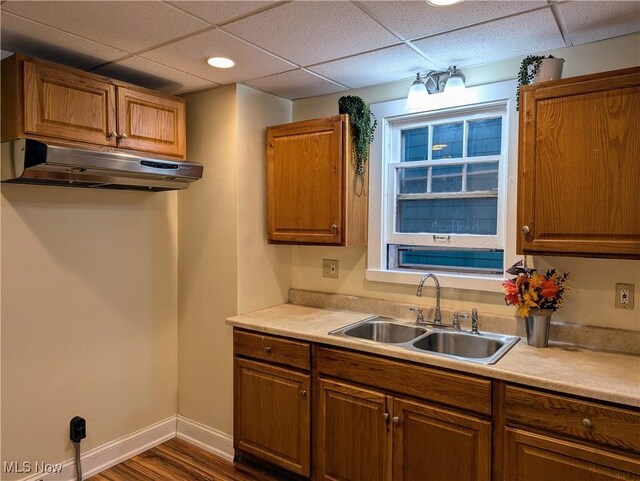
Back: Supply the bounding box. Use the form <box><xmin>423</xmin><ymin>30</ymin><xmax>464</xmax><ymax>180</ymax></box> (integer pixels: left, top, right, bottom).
<box><xmin>415</xmin><ymin>273</ymin><xmax>442</xmax><ymax>325</ymax></box>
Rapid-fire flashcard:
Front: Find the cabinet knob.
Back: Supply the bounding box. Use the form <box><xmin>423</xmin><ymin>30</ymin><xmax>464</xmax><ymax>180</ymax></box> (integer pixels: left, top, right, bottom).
<box><xmin>299</xmin><ymin>389</ymin><xmax>307</xmax><ymax>397</ymax></box>
<box><xmin>263</xmin><ymin>346</ymin><xmax>272</xmax><ymax>353</ymax></box>
<box><xmin>117</xmin><ymin>133</ymin><xmax>128</xmax><ymax>141</ymax></box>
<box><xmin>522</xmin><ymin>225</ymin><xmax>531</xmax><ymax>235</ymax></box>
<box><xmin>392</xmin><ymin>416</ymin><xmax>400</xmax><ymax>424</ymax></box>
<box><xmin>382</xmin><ymin>412</ymin><xmax>389</xmax><ymax>422</ymax></box>
<box><xmin>582</xmin><ymin>418</ymin><xmax>593</xmax><ymax>430</ymax></box>
<box><xmin>331</xmin><ymin>224</ymin><xmax>338</xmax><ymax>232</ymax></box>
<box><xmin>107</xmin><ymin>131</ymin><xmax>117</xmax><ymax>140</ymax></box>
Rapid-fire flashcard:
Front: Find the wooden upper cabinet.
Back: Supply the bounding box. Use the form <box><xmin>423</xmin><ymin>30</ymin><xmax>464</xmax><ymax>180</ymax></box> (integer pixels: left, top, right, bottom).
<box><xmin>266</xmin><ymin>114</ymin><xmax>367</xmax><ymax>246</ymax></box>
<box><xmin>116</xmin><ymin>87</ymin><xmax>185</xmax><ymax>158</ymax></box>
<box><xmin>1</xmin><ymin>55</ymin><xmax>186</xmax><ymax>160</ymax></box>
<box><xmin>517</xmin><ymin>66</ymin><xmax>640</xmax><ymax>258</ymax></box>
<box><xmin>22</xmin><ymin>59</ymin><xmax>117</xmax><ymax>146</ymax></box>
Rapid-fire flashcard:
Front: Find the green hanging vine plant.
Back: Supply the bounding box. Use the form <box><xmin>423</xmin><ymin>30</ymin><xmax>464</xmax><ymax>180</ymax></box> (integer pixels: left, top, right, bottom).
<box><xmin>338</xmin><ymin>96</ymin><xmax>377</xmax><ymax>195</ymax></box>
<box><xmin>517</xmin><ymin>54</ymin><xmax>556</xmax><ymax>110</ymax></box>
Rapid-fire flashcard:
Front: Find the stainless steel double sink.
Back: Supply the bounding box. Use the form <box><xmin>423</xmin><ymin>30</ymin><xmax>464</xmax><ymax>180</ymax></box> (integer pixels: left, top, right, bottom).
<box><xmin>329</xmin><ymin>316</ymin><xmax>519</xmax><ymax>365</ymax></box>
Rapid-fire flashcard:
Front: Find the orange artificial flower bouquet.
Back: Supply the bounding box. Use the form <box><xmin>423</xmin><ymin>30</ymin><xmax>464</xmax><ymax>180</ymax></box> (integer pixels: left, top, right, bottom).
<box><xmin>502</xmin><ymin>268</ymin><xmax>569</xmax><ymax>317</ymax></box>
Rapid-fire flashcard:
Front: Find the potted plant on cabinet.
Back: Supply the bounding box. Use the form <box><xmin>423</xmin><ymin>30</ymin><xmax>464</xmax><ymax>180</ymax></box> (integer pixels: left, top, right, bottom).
<box><xmin>338</xmin><ymin>96</ymin><xmax>377</xmax><ymax>195</ymax></box>
<box><xmin>517</xmin><ymin>55</ymin><xmax>565</xmax><ymax>110</ymax></box>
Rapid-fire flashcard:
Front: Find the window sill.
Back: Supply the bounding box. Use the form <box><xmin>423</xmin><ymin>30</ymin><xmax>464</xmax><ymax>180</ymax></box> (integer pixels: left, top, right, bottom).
<box><xmin>365</xmin><ymin>268</ymin><xmax>505</xmax><ymax>292</ymax></box>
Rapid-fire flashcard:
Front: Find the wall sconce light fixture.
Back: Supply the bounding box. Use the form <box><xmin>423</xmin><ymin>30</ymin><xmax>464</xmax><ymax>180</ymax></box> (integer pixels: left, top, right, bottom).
<box><xmin>406</xmin><ymin>66</ymin><xmax>466</xmax><ymax>110</ymax></box>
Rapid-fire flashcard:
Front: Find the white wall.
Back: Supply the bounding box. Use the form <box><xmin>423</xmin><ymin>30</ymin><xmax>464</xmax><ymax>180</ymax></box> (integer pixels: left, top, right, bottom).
<box><xmin>1</xmin><ymin>186</ymin><xmax>178</xmax><ymax>479</ymax></box>
<box><xmin>290</xmin><ymin>34</ymin><xmax>640</xmax><ymax>332</ymax></box>
<box><xmin>178</xmin><ymin>84</ymin><xmax>291</xmax><ymax>436</ymax></box>
<box><xmin>236</xmin><ymin>83</ymin><xmax>292</xmax><ymax>314</ymax></box>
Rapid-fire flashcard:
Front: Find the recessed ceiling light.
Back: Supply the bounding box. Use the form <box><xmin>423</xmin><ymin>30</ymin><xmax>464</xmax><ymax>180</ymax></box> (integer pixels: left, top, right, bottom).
<box><xmin>426</xmin><ymin>0</ymin><xmax>464</xmax><ymax>6</ymax></box>
<box><xmin>207</xmin><ymin>57</ymin><xmax>235</xmax><ymax>69</ymax></box>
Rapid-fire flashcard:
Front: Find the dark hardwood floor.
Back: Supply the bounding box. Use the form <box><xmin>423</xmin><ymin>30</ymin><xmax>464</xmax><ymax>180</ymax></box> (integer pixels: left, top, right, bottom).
<box><xmin>88</xmin><ymin>438</ymin><xmax>283</xmax><ymax>481</ymax></box>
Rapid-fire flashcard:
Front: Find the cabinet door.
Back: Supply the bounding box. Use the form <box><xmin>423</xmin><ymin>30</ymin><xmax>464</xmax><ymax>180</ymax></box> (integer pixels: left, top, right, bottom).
<box><xmin>504</xmin><ymin>428</ymin><xmax>640</xmax><ymax>480</ymax></box>
<box><xmin>518</xmin><ymin>68</ymin><xmax>640</xmax><ymax>258</ymax></box>
<box><xmin>234</xmin><ymin>358</ymin><xmax>310</xmax><ymax>476</ymax></box>
<box><xmin>267</xmin><ymin>116</ymin><xmax>344</xmax><ymax>245</ymax></box>
<box><xmin>23</xmin><ymin>59</ymin><xmax>117</xmax><ymax>146</ymax></box>
<box><xmin>116</xmin><ymin>86</ymin><xmax>186</xmax><ymax>158</ymax></box>
<box><xmin>393</xmin><ymin>397</ymin><xmax>491</xmax><ymax>481</ymax></box>
<box><xmin>316</xmin><ymin>378</ymin><xmax>390</xmax><ymax>481</ymax></box>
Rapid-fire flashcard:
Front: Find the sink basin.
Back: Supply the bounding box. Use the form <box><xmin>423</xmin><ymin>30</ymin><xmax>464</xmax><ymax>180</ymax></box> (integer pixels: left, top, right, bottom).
<box><xmin>411</xmin><ymin>330</ymin><xmax>519</xmax><ymax>364</ymax></box>
<box><xmin>329</xmin><ymin>316</ymin><xmax>519</xmax><ymax>364</ymax></box>
<box><xmin>330</xmin><ymin>316</ymin><xmax>427</xmax><ymax>344</ymax></box>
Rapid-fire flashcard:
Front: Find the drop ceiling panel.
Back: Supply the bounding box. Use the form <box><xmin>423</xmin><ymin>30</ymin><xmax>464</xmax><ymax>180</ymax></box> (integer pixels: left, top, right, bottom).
<box><xmin>413</xmin><ymin>9</ymin><xmax>565</xmax><ymax>68</ymax></box>
<box><xmin>0</xmin><ymin>11</ymin><xmax>128</xmax><ymax>70</ymax></box>
<box><xmin>245</xmin><ymin>69</ymin><xmax>346</xmax><ymax>100</ymax></box>
<box><xmin>140</xmin><ymin>28</ymin><xmax>295</xmax><ymax>84</ymax></box>
<box><xmin>93</xmin><ymin>56</ymin><xmax>218</xmax><ymax>95</ymax></box>
<box><xmin>310</xmin><ymin>45</ymin><xmax>439</xmax><ymax>89</ymax></box>
<box><xmin>168</xmin><ymin>1</ymin><xmax>278</xmax><ymax>26</ymax></box>
<box><xmin>558</xmin><ymin>1</ymin><xmax>640</xmax><ymax>46</ymax></box>
<box><xmin>1</xmin><ymin>0</ymin><xmax>209</xmax><ymax>53</ymax></box>
<box><xmin>223</xmin><ymin>1</ymin><xmax>400</xmax><ymax>66</ymax></box>
<box><xmin>361</xmin><ymin>0</ymin><xmax>547</xmax><ymax>41</ymax></box>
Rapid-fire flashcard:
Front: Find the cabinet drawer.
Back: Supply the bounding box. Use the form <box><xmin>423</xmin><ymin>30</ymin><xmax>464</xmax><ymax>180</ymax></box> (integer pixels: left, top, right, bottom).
<box><xmin>317</xmin><ymin>346</ymin><xmax>491</xmax><ymax>416</ymax></box>
<box><xmin>234</xmin><ymin>329</ymin><xmax>310</xmax><ymax>370</ymax></box>
<box><xmin>505</xmin><ymin>385</ymin><xmax>640</xmax><ymax>453</ymax></box>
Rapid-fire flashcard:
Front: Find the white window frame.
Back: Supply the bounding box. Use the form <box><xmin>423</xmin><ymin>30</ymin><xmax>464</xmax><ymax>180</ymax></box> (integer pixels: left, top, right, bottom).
<box><xmin>366</xmin><ymin>80</ymin><xmax>519</xmax><ymax>292</ymax></box>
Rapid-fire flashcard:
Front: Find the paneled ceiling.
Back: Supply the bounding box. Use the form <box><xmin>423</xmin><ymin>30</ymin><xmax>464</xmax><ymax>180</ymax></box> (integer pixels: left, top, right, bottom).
<box><xmin>1</xmin><ymin>1</ymin><xmax>638</xmax><ymax>99</ymax></box>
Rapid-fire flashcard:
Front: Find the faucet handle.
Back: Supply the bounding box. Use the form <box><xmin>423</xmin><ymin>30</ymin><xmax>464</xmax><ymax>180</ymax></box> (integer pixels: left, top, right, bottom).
<box><xmin>409</xmin><ymin>307</ymin><xmax>424</xmax><ymax>324</ymax></box>
<box><xmin>471</xmin><ymin>308</ymin><xmax>479</xmax><ymax>334</ymax></box>
<box><xmin>452</xmin><ymin>312</ymin><xmax>468</xmax><ymax>331</ymax></box>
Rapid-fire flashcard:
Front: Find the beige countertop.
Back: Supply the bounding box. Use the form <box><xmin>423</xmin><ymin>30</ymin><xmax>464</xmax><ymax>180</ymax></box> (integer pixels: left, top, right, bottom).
<box><xmin>227</xmin><ymin>303</ymin><xmax>640</xmax><ymax>408</ymax></box>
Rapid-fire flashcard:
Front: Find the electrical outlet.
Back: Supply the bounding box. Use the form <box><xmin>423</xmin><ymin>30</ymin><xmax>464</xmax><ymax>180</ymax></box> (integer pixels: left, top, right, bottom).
<box><xmin>615</xmin><ymin>283</ymin><xmax>634</xmax><ymax>310</ymax></box>
<box><xmin>322</xmin><ymin>259</ymin><xmax>339</xmax><ymax>279</ymax></box>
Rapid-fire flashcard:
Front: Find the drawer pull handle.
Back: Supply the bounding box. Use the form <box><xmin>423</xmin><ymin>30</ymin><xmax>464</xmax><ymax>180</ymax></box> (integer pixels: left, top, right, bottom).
<box><xmin>299</xmin><ymin>389</ymin><xmax>306</xmax><ymax>397</ymax></box>
<box><xmin>582</xmin><ymin>418</ymin><xmax>593</xmax><ymax>430</ymax></box>
<box><xmin>264</xmin><ymin>346</ymin><xmax>272</xmax><ymax>353</ymax></box>
<box><xmin>392</xmin><ymin>416</ymin><xmax>400</xmax><ymax>425</ymax></box>
<box><xmin>382</xmin><ymin>412</ymin><xmax>389</xmax><ymax>422</ymax></box>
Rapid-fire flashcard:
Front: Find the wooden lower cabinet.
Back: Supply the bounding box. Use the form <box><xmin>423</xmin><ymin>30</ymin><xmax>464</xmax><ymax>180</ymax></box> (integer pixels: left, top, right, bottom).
<box><xmin>234</xmin><ymin>358</ymin><xmax>311</xmax><ymax>476</ymax></box>
<box><xmin>504</xmin><ymin>428</ymin><xmax>640</xmax><ymax>480</ymax></box>
<box><xmin>316</xmin><ymin>379</ymin><xmax>390</xmax><ymax>481</ymax></box>
<box><xmin>393</xmin><ymin>398</ymin><xmax>491</xmax><ymax>481</ymax></box>
<box><xmin>316</xmin><ymin>378</ymin><xmax>490</xmax><ymax>481</ymax></box>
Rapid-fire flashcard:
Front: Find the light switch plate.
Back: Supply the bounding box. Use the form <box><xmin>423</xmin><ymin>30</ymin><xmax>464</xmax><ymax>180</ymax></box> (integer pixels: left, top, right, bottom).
<box><xmin>615</xmin><ymin>283</ymin><xmax>634</xmax><ymax>309</ymax></box>
<box><xmin>322</xmin><ymin>259</ymin><xmax>339</xmax><ymax>279</ymax></box>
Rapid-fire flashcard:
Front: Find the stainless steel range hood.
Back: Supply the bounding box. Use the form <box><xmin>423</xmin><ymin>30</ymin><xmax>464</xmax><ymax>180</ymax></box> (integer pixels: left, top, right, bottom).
<box><xmin>1</xmin><ymin>139</ymin><xmax>203</xmax><ymax>191</ymax></box>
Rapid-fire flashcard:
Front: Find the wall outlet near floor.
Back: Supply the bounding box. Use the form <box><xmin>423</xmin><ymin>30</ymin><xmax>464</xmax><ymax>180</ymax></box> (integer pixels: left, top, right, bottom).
<box><xmin>322</xmin><ymin>259</ymin><xmax>339</xmax><ymax>279</ymax></box>
<box><xmin>615</xmin><ymin>283</ymin><xmax>634</xmax><ymax>309</ymax></box>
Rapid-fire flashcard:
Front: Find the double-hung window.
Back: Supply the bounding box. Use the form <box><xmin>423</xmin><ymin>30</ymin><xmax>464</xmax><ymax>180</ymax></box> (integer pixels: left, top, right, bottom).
<box><xmin>367</xmin><ymin>81</ymin><xmax>518</xmax><ymax>290</ymax></box>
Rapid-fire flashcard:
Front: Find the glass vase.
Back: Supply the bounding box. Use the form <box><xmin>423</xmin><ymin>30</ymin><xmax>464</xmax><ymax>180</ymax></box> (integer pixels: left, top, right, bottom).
<box><xmin>525</xmin><ymin>309</ymin><xmax>553</xmax><ymax>348</ymax></box>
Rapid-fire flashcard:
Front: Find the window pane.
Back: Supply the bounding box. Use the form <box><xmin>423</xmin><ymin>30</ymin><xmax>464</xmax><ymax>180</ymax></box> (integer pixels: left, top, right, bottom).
<box><xmin>467</xmin><ymin>162</ymin><xmax>499</xmax><ymax>191</ymax></box>
<box><xmin>431</xmin><ymin>165</ymin><xmax>462</xmax><ymax>193</ymax></box>
<box><xmin>402</xmin><ymin>127</ymin><xmax>429</xmax><ymax>162</ymax></box>
<box><xmin>398</xmin><ymin>247</ymin><xmax>503</xmax><ymax>272</ymax></box>
<box><xmin>397</xmin><ymin>197</ymin><xmax>498</xmax><ymax>234</ymax></box>
<box><xmin>432</xmin><ymin>122</ymin><xmax>463</xmax><ymax>159</ymax></box>
<box><xmin>399</xmin><ymin>167</ymin><xmax>428</xmax><ymax>194</ymax></box>
<box><xmin>468</xmin><ymin>118</ymin><xmax>502</xmax><ymax>156</ymax></box>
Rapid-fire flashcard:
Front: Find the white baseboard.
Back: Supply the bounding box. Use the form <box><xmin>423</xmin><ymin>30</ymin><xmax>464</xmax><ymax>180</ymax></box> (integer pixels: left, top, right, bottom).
<box><xmin>15</xmin><ymin>416</ymin><xmax>176</xmax><ymax>481</ymax></box>
<box><xmin>176</xmin><ymin>415</ymin><xmax>234</xmax><ymax>461</ymax></box>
